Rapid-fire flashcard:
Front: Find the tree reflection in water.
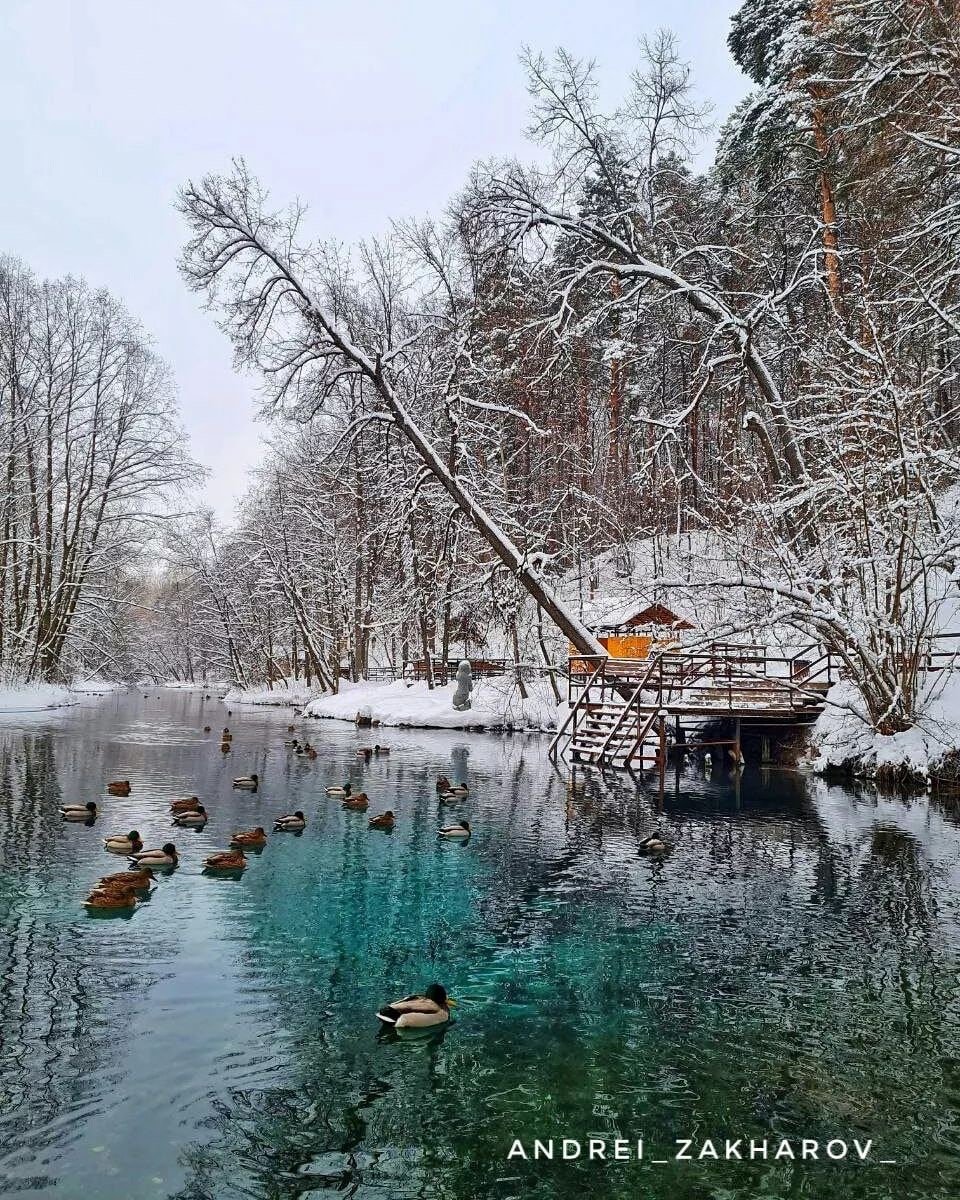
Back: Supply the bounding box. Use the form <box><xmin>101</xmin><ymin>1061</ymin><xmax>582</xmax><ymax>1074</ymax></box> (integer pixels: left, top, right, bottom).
<box><xmin>0</xmin><ymin>694</ymin><xmax>958</xmax><ymax>1200</ymax></box>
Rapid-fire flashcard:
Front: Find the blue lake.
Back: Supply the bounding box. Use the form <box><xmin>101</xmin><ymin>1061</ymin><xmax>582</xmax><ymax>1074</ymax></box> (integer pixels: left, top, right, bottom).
<box><xmin>1</xmin><ymin>689</ymin><xmax>958</xmax><ymax>1198</ymax></box>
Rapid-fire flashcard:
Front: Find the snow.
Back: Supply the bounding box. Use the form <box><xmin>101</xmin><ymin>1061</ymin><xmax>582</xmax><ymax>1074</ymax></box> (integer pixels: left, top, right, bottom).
<box><xmin>303</xmin><ymin>675</ymin><xmax>560</xmax><ymax>731</ymax></box>
<box><xmin>223</xmin><ymin>679</ymin><xmax>319</xmax><ymax>707</ymax></box>
<box><xmin>808</xmin><ymin>673</ymin><xmax>960</xmax><ymax>782</ymax></box>
<box><xmin>0</xmin><ymin>683</ymin><xmax>76</xmax><ymax>712</ymax></box>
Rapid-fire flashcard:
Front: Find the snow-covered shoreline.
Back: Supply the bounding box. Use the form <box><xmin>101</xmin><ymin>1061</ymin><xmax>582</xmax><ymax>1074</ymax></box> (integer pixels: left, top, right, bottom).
<box><xmin>807</xmin><ymin>675</ymin><xmax>960</xmax><ymax>787</ymax></box>
<box><xmin>0</xmin><ymin>678</ymin><xmax>125</xmax><ymax>713</ymax></box>
<box><xmin>303</xmin><ymin>676</ymin><xmax>559</xmax><ymax>732</ymax></box>
<box><xmin>223</xmin><ymin>681</ymin><xmax>318</xmax><ymax>707</ymax></box>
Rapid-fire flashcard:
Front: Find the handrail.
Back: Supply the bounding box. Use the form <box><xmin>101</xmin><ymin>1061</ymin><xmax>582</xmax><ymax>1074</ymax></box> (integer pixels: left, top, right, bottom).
<box><xmin>549</xmin><ymin>656</ymin><xmax>607</xmax><ymax>760</ymax></box>
<box><xmin>597</xmin><ymin>657</ymin><xmax>662</xmax><ymax>759</ymax></box>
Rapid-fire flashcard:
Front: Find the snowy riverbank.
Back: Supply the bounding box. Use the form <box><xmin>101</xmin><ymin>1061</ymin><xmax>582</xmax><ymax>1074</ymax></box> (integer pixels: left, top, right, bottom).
<box><xmin>0</xmin><ymin>678</ymin><xmax>125</xmax><ymax>713</ymax></box>
<box><xmin>303</xmin><ymin>675</ymin><xmax>560</xmax><ymax>731</ymax></box>
<box><xmin>808</xmin><ymin>675</ymin><xmax>960</xmax><ymax>786</ymax></box>
<box><xmin>222</xmin><ymin>680</ymin><xmax>318</xmax><ymax>707</ymax></box>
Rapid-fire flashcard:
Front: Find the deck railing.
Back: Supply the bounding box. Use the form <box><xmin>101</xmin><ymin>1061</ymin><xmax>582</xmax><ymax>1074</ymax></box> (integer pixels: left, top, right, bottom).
<box><xmin>566</xmin><ymin>642</ymin><xmax>840</xmax><ymax>715</ymax></box>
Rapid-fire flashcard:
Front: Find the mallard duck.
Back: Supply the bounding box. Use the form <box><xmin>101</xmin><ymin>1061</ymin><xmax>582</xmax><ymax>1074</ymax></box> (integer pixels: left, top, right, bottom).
<box><xmin>441</xmin><ymin>782</ymin><xmax>469</xmax><ymax>797</ymax></box>
<box><xmin>230</xmin><ymin>826</ymin><xmax>267</xmax><ymax>847</ymax></box>
<box><xmin>306</xmin><ymin>747</ymin><xmax>317</xmax><ymax>760</ymax></box>
<box><xmin>84</xmin><ymin>886</ymin><xmax>137</xmax><ymax>910</ymax></box>
<box><xmin>99</xmin><ymin>868</ymin><xmax>154</xmax><ymax>890</ymax></box>
<box><xmin>374</xmin><ymin>745</ymin><xmax>390</xmax><ymax>755</ymax></box>
<box><xmin>232</xmin><ymin>773</ymin><xmax>259</xmax><ymax>790</ymax></box>
<box><xmin>436</xmin><ymin>775</ymin><xmax>451</xmax><ymax>793</ymax></box>
<box><xmin>61</xmin><ymin>802</ymin><xmax>98</xmax><ymax>821</ymax></box>
<box><xmin>343</xmin><ymin>793</ymin><xmax>369</xmax><ymax>811</ymax></box>
<box><xmin>356</xmin><ymin>747</ymin><xmax>372</xmax><ymax>759</ymax></box>
<box><xmin>326</xmin><ymin>783</ymin><xmax>351</xmax><ymax>797</ymax></box>
<box><xmin>274</xmin><ymin>811</ymin><xmax>306</xmax><ymax>831</ymax></box>
<box><xmin>438</xmin><ymin>820</ymin><xmax>471</xmax><ymax>838</ymax></box>
<box><xmin>170</xmin><ymin>796</ymin><xmax>201</xmax><ymax>813</ymax></box>
<box><xmin>204</xmin><ymin>849</ymin><xmax>246</xmax><ymax>870</ymax></box>
<box><xmin>368</xmin><ymin>810</ymin><xmax>395</xmax><ymax>831</ymax></box>
<box><xmin>639</xmin><ymin>831</ymin><xmax>670</xmax><ymax>855</ymax></box>
<box><xmin>173</xmin><ymin>805</ymin><xmax>208</xmax><ymax>826</ymax></box>
<box><xmin>376</xmin><ymin>983</ymin><xmax>456</xmax><ymax>1029</ymax></box>
<box><xmin>129</xmin><ymin>842</ymin><xmax>178</xmax><ymax>867</ymax></box>
<box><xmin>203</xmin><ymin>725</ymin><xmax>211</xmax><ymax>733</ymax></box>
<box><xmin>106</xmin><ymin>780</ymin><xmax>131</xmax><ymax>796</ymax></box>
<box><xmin>103</xmin><ymin>830</ymin><xmax>143</xmax><ymax>853</ymax></box>
<box><xmin>221</xmin><ymin>728</ymin><xmax>232</xmax><ymax>740</ymax></box>
<box><xmin>220</xmin><ymin>742</ymin><xmax>231</xmax><ymax>754</ymax></box>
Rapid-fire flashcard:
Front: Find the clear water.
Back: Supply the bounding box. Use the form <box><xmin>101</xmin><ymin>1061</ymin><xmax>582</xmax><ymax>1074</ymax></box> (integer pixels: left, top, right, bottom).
<box><xmin>1</xmin><ymin>690</ymin><xmax>959</xmax><ymax>1199</ymax></box>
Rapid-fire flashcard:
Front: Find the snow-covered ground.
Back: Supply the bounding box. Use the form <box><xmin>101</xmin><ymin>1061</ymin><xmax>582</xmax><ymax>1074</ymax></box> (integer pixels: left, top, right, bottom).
<box><xmin>809</xmin><ymin>674</ymin><xmax>960</xmax><ymax>782</ymax></box>
<box><xmin>303</xmin><ymin>675</ymin><xmax>559</xmax><ymax>731</ymax></box>
<box><xmin>223</xmin><ymin>679</ymin><xmax>319</xmax><ymax>707</ymax></box>
<box><xmin>162</xmin><ymin>680</ymin><xmax>229</xmax><ymax>692</ymax></box>
<box><xmin>0</xmin><ymin>678</ymin><xmax>129</xmax><ymax>713</ymax></box>
<box><xmin>0</xmin><ymin>683</ymin><xmax>77</xmax><ymax>712</ymax></box>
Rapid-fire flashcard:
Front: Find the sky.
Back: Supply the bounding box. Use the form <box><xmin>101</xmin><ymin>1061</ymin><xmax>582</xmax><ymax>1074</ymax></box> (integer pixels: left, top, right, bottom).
<box><xmin>1</xmin><ymin>0</ymin><xmax>749</xmax><ymax>521</ymax></box>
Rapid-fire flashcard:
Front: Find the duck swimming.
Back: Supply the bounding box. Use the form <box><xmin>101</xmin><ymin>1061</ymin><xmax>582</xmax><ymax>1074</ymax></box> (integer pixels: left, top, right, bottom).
<box><xmin>273</xmin><ymin>811</ymin><xmax>306</xmax><ymax>831</ymax></box>
<box><xmin>374</xmin><ymin>745</ymin><xmax>390</xmax><ymax>755</ymax></box>
<box><xmin>436</xmin><ymin>775</ymin><xmax>451</xmax><ymax>793</ymax></box>
<box><xmin>204</xmin><ymin>849</ymin><xmax>247</xmax><ymax>870</ymax></box>
<box><xmin>326</xmin><ymin>783</ymin><xmax>351</xmax><ymax>797</ymax></box>
<box><xmin>639</xmin><ymin>830</ymin><xmax>669</xmax><ymax>855</ymax></box>
<box><xmin>173</xmin><ymin>805</ymin><xmax>208</xmax><ymax>826</ymax></box>
<box><xmin>438</xmin><ymin>820</ymin><xmax>471</xmax><ymax>838</ymax></box>
<box><xmin>230</xmin><ymin>826</ymin><xmax>267</xmax><ymax>847</ymax></box>
<box><xmin>342</xmin><ymin>793</ymin><xmax>369</xmax><ymax>811</ymax></box>
<box><xmin>368</xmin><ymin>810</ymin><xmax>395</xmax><ymax>831</ymax></box>
<box><xmin>103</xmin><ymin>830</ymin><xmax>143</xmax><ymax>853</ymax></box>
<box><xmin>220</xmin><ymin>742</ymin><xmax>231</xmax><ymax>754</ymax></box>
<box><xmin>106</xmin><ymin>780</ymin><xmax>131</xmax><ymax>796</ymax></box>
<box><xmin>440</xmin><ymin>782</ymin><xmax>469</xmax><ymax>798</ymax></box>
<box><xmin>84</xmin><ymin>886</ymin><xmax>137</xmax><ymax>910</ymax></box>
<box><xmin>129</xmin><ymin>842</ymin><xmax>178</xmax><ymax>868</ymax></box>
<box><xmin>170</xmin><ymin>796</ymin><xmax>201</xmax><ymax>813</ymax></box>
<box><xmin>376</xmin><ymin>983</ymin><xmax>456</xmax><ymax>1030</ymax></box>
<box><xmin>61</xmin><ymin>802</ymin><xmax>98</xmax><ymax>821</ymax></box>
<box><xmin>99</xmin><ymin>868</ymin><xmax>154</xmax><ymax>891</ymax></box>
<box><xmin>232</xmin><ymin>773</ymin><xmax>259</xmax><ymax>790</ymax></box>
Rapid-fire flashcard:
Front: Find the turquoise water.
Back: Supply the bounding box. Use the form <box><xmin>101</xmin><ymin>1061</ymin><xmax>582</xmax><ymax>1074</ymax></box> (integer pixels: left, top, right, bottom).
<box><xmin>1</xmin><ymin>690</ymin><xmax>959</xmax><ymax>1198</ymax></box>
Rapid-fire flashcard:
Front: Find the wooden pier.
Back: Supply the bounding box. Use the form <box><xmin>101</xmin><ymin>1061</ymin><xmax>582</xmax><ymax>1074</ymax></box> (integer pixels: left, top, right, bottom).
<box><xmin>549</xmin><ymin>643</ymin><xmax>838</xmax><ymax>769</ymax></box>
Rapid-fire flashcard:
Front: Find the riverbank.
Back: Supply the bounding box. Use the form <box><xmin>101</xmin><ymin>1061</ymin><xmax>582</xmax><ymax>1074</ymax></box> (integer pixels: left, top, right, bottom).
<box><xmin>808</xmin><ymin>676</ymin><xmax>960</xmax><ymax>788</ymax></box>
<box><xmin>303</xmin><ymin>675</ymin><xmax>559</xmax><ymax>731</ymax></box>
<box><xmin>0</xmin><ymin>679</ymin><xmax>122</xmax><ymax>713</ymax></box>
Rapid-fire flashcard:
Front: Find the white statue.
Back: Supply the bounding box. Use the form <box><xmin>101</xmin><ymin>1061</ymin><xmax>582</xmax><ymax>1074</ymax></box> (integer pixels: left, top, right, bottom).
<box><xmin>452</xmin><ymin>659</ymin><xmax>473</xmax><ymax>710</ymax></box>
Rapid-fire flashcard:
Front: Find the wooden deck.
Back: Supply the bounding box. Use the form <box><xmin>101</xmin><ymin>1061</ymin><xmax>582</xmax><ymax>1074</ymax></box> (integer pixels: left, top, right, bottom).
<box><xmin>550</xmin><ymin>644</ymin><xmax>838</xmax><ymax>769</ymax></box>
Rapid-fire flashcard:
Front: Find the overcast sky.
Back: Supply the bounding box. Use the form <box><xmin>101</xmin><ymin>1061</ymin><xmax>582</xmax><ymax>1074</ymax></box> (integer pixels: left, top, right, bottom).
<box><xmin>2</xmin><ymin>0</ymin><xmax>749</xmax><ymax>520</ymax></box>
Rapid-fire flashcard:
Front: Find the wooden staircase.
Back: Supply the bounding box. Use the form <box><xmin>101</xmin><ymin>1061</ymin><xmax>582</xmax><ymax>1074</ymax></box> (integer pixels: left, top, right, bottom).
<box><xmin>567</xmin><ymin>703</ymin><xmax>661</xmax><ymax>766</ymax></box>
<box><xmin>550</xmin><ymin>642</ymin><xmax>838</xmax><ymax>770</ymax></box>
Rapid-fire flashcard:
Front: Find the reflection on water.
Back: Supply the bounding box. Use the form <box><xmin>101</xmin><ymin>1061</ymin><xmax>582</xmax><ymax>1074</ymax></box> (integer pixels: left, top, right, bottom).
<box><xmin>1</xmin><ymin>690</ymin><xmax>959</xmax><ymax>1198</ymax></box>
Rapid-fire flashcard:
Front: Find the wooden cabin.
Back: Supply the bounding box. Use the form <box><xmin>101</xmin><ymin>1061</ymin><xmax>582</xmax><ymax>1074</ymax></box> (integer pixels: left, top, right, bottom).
<box><xmin>573</xmin><ymin>602</ymin><xmax>694</xmax><ymax>661</ymax></box>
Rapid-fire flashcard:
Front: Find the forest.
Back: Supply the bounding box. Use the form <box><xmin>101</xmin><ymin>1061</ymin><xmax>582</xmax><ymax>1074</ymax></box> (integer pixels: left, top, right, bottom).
<box><xmin>3</xmin><ymin>0</ymin><xmax>959</xmax><ymax>739</ymax></box>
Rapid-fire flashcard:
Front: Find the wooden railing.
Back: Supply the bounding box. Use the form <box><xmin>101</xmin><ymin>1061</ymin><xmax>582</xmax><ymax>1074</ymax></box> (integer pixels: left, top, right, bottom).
<box><xmin>566</xmin><ymin>642</ymin><xmax>840</xmax><ymax>716</ymax></box>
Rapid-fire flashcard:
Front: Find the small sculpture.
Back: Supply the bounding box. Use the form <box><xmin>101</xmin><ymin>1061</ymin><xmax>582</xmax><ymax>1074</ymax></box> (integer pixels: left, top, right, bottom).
<box><xmin>452</xmin><ymin>660</ymin><xmax>473</xmax><ymax>711</ymax></box>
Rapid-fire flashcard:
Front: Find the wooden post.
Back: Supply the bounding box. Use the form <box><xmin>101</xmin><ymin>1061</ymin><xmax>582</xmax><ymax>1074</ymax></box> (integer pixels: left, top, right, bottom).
<box><xmin>734</xmin><ymin>717</ymin><xmax>742</xmax><ymax>765</ymax></box>
<box><xmin>761</xmin><ymin>734</ymin><xmax>771</xmax><ymax>765</ymax></box>
<box><xmin>658</xmin><ymin>710</ymin><xmax>667</xmax><ymax>790</ymax></box>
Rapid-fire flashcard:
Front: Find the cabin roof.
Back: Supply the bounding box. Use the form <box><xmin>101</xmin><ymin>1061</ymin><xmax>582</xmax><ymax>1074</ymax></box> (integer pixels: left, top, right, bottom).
<box><xmin>587</xmin><ymin>599</ymin><xmax>694</xmax><ymax>632</ymax></box>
